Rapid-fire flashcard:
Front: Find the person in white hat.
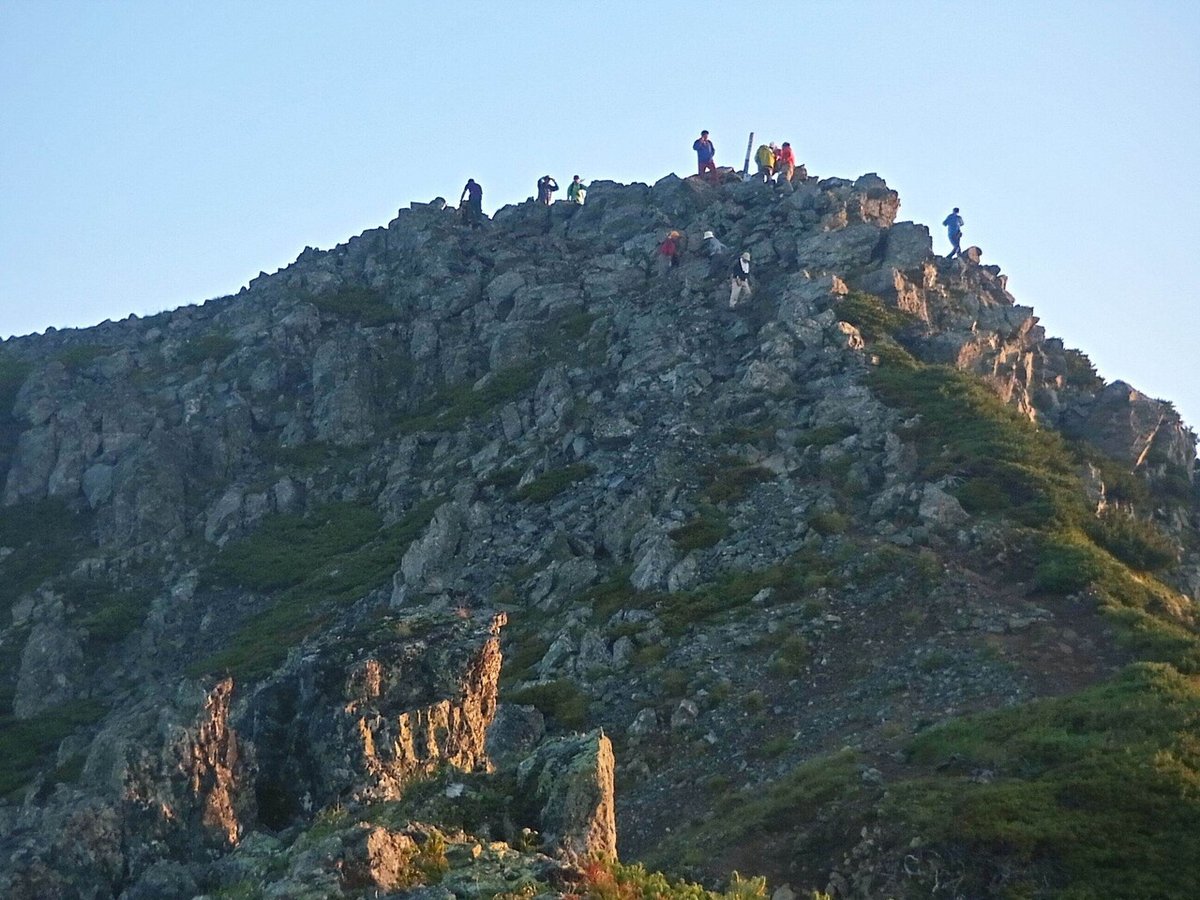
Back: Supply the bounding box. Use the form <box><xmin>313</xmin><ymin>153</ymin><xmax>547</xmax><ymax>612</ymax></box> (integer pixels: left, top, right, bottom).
<box><xmin>701</xmin><ymin>230</ymin><xmax>728</xmax><ymax>258</ymax></box>
<box><xmin>730</xmin><ymin>251</ymin><xmax>752</xmax><ymax>308</ymax></box>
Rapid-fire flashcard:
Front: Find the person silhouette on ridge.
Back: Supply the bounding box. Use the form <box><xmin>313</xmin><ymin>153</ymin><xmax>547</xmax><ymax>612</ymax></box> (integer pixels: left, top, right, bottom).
<box><xmin>943</xmin><ymin>207</ymin><xmax>964</xmax><ymax>259</ymax></box>
<box><xmin>461</xmin><ymin>179</ymin><xmax>484</xmax><ymax>228</ymax></box>
<box><xmin>537</xmin><ymin>175</ymin><xmax>559</xmax><ymax>205</ymax></box>
<box><xmin>694</xmin><ymin>130</ymin><xmax>717</xmax><ymax>180</ymax></box>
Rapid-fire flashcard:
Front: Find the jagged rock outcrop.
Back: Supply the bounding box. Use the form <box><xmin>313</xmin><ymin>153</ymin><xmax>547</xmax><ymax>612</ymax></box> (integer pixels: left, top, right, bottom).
<box><xmin>518</xmin><ymin>730</ymin><xmax>617</xmax><ymax>862</ymax></box>
<box><xmin>1</xmin><ymin>164</ymin><xmax>1197</xmax><ymax>898</ymax></box>
<box><xmin>239</xmin><ymin>611</ymin><xmax>505</xmax><ymax>821</ymax></box>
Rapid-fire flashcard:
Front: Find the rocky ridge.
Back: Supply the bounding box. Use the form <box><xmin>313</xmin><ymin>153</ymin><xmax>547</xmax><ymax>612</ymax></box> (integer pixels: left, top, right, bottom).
<box><xmin>0</xmin><ymin>167</ymin><xmax>1198</xmax><ymax>898</ymax></box>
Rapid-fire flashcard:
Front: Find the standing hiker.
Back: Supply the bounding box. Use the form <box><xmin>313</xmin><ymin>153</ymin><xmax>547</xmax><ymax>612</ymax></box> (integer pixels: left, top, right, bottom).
<box><xmin>943</xmin><ymin>207</ymin><xmax>964</xmax><ymax>258</ymax></box>
<box><xmin>461</xmin><ymin>179</ymin><xmax>484</xmax><ymax>228</ymax></box>
<box><xmin>775</xmin><ymin>142</ymin><xmax>796</xmax><ymax>183</ymax></box>
<box><xmin>729</xmin><ymin>251</ymin><xmax>752</xmax><ymax>308</ymax></box>
<box><xmin>694</xmin><ymin>130</ymin><xmax>717</xmax><ymax>179</ymax></box>
<box><xmin>755</xmin><ymin>143</ymin><xmax>776</xmax><ymax>182</ymax></box>
<box><xmin>537</xmin><ymin>175</ymin><xmax>559</xmax><ymax>205</ymax></box>
<box><xmin>567</xmin><ymin>175</ymin><xmax>587</xmax><ymax>204</ymax></box>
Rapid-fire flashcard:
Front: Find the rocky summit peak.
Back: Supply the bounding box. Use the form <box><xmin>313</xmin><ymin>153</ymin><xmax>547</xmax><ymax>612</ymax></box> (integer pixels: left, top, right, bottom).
<box><xmin>1</xmin><ymin>169</ymin><xmax>1198</xmax><ymax>899</ymax></box>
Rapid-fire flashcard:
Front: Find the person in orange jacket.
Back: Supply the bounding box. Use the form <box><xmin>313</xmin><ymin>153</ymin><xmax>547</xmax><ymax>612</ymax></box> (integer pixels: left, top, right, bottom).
<box><xmin>775</xmin><ymin>142</ymin><xmax>797</xmax><ymax>183</ymax></box>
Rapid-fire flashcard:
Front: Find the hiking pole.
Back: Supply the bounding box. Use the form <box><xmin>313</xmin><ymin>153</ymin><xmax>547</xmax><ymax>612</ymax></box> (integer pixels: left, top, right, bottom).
<box><xmin>742</xmin><ymin>132</ymin><xmax>754</xmax><ymax>182</ymax></box>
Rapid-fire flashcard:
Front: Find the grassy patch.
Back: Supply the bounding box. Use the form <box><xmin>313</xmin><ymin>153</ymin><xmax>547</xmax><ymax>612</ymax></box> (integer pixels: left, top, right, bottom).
<box><xmin>506</xmin><ymin>678</ymin><xmax>589</xmax><ymax>729</ymax></box>
<box><xmin>59</xmin><ymin>575</ymin><xmax>154</xmax><ymax>651</ymax></box>
<box><xmin>179</xmin><ymin>330</ymin><xmax>238</xmax><ymax>366</ymax></box>
<box><xmin>0</xmin><ymin>699</ymin><xmax>108</xmax><ymax>797</ymax></box>
<box><xmin>657</xmin><ymin>553</ymin><xmax>837</xmax><ymax>636</ymax></box>
<box><xmin>583</xmin><ymin>859</ymin><xmax>767</xmax><ymax>900</ymax></box>
<box><xmin>307</xmin><ymin>286</ymin><xmax>398</xmax><ymax>326</ymax></box>
<box><xmin>54</xmin><ymin>344</ymin><xmax>114</xmax><ymax>372</ymax></box>
<box><xmin>704</xmin><ymin>457</ymin><xmax>774</xmax><ymax>505</ymax></box>
<box><xmin>0</xmin><ymin>498</ymin><xmax>92</xmax><ymax>622</ymax></box>
<box><xmin>669</xmin><ymin>508</ymin><xmax>729</xmax><ymax>551</ymax></box>
<box><xmin>893</xmin><ymin>663</ymin><xmax>1200</xmax><ymax>899</ymax></box>
<box><xmin>193</xmin><ymin>498</ymin><xmax>440</xmax><ymax>681</ymax></box>
<box><xmin>646</xmin><ymin>749</ymin><xmax>868</xmax><ymax>884</ymax></box>
<box><xmin>835</xmin><ymin>291</ymin><xmax>918</xmax><ymax>341</ymax></box>
<box><xmin>399</xmin><ymin>364</ymin><xmax>541</xmax><ymax>433</ymax></box>
<box><xmin>515</xmin><ymin>463</ymin><xmax>594</xmax><ymax>503</ymax></box>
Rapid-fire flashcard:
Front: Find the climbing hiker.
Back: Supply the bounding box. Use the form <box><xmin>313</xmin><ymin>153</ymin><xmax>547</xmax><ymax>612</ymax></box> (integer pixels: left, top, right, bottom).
<box><xmin>460</xmin><ymin>179</ymin><xmax>484</xmax><ymax>228</ymax></box>
<box><xmin>755</xmin><ymin>143</ymin><xmax>776</xmax><ymax>182</ymax></box>
<box><xmin>658</xmin><ymin>230</ymin><xmax>683</xmax><ymax>271</ymax></box>
<box><xmin>775</xmin><ymin>142</ymin><xmax>796</xmax><ymax>183</ymax></box>
<box><xmin>701</xmin><ymin>230</ymin><xmax>728</xmax><ymax>258</ymax></box>
<box><xmin>943</xmin><ymin>207</ymin><xmax>964</xmax><ymax>258</ymax></box>
<box><xmin>694</xmin><ymin>130</ymin><xmax>717</xmax><ymax>179</ymax></box>
<box><xmin>567</xmin><ymin>175</ymin><xmax>586</xmax><ymax>204</ymax></box>
<box><xmin>729</xmin><ymin>251</ymin><xmax>752</xmax><ymax>308</ymax></box>
<box><xmin>537</xmin><ymin>175</ymin><xmax>559</xmax><ymax>205</ymax></box>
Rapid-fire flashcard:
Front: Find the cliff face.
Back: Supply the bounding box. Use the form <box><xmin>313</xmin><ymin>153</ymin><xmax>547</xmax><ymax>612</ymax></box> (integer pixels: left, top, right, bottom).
<box><xmin>1</xmin><ymin>169</ymin><xmax>1198</xmax><ymax>898</ymax></box>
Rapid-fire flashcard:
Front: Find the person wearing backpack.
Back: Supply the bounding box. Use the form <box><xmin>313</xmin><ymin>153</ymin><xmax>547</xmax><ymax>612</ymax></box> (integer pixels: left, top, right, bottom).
<box><xmin>943</xmin><ymin>207</ymin><xmax>964</xmax><ymax>259</ymax></box>
<box><xmin>755</xmin><ymin>144</ymin><xmax>776</xmax><ymax>182</ymax></box>
<box><xmin>567</xmin><ymin>175</ymin><xmax>586</xmax><ymax>204</ymax></box>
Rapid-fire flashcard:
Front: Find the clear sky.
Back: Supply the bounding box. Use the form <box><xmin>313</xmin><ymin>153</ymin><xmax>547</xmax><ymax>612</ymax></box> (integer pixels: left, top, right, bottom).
<box><xmin>2</xmin><ymin>1</ymin><xmax>1198</xmax><ymax>428</ymax></box>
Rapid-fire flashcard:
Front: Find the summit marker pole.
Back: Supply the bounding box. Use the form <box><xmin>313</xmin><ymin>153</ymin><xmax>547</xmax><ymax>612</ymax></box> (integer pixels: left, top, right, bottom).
<box><xmin>742</xmin><ymin>132</ymin><xmax>754</xmax><ymax>181</ymax></box>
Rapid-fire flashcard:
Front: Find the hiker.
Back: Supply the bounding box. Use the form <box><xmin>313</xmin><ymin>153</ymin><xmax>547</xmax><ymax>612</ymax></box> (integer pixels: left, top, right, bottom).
<box><xmin>693</xmin><ymin>130</ymin><xmax>717</xmax><ymax>179</ymax></box>
<box><xmin>567</xmin><ymin>175</ymin><xmax>586</xmax><ymax>204</ymax></box>
<box><xmin>943</xmin><ymin>207</ymin><xmax>964</xmax><ymax>258</ymax></box>
<box><xmin>729</xmin><ymin>251</ymin><xmax>752</xmax><ymax>308</ymax></box>
<box><xmin>775</xmin><ymin>142</ymin><xmax>796</xmax><ymax>183</ymax></box>
<box><xmin>658</xmin><ymin>230</ymin><xmax>683</xmax><ymax>271</ymax></box>
<box><xmin>755</xmin><ymin>143</ymin><xmax>776</xmax><ymax>182</ymax></box>
<box><xmin>460</xmin><ymin>179</ymin><xmax>484</xmax><ymax>228</ymax></box>
<box><xmin>701</xmin><ymin>230</ymin><xmax>728</xmax><ymax>258</ymax></box>
<box><xmin>537</xmin><ymin>175</ymin><xmax>559</xmax><ymax>205</ymax></box>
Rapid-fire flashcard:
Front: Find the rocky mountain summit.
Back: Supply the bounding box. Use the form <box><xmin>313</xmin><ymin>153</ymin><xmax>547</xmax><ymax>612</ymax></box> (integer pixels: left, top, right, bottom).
<box><xmin>1</xmin><ymin>168</ymin><xmax>1199</xmax><ymax>899</ymax></box>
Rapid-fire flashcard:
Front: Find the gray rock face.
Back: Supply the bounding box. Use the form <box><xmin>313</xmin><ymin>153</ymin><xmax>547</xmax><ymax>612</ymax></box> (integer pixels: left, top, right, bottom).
<box><xmin>0</xmin><ymin>164</ymin><xmax>1196</xmax><ymax>897</ymax></box>
<box><xmin>517</xmin><ymin>730</ymin><xmax>617</xmax><ymax>862</ymax></box>
<box><xmin>238</xmin><ymin>611</ymin><xmax>505</xmax><ymax>817</ymax></box>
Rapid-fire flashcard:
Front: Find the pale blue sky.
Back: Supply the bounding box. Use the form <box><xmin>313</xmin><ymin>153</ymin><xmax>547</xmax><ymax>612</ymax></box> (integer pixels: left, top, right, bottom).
<box><xmin>2</xmin><ymin>1</ymin><xmax>1198</xmax><ymax>428</ymax></box>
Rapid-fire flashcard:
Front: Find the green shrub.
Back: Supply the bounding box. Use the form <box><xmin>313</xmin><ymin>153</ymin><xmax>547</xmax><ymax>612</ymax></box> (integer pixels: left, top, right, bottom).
<box><xmin>1087</xmin><ymin>509</ymin><xmax>1177</xmax><ymax>572</ymax></box>
<box><xmin>179</xmin><ymin>331</ymin><xmax>237</xmax><ymax>366</ymax></box>
<box><xmin>515</xmin><ymin>464</ymin><xmax>594</xmax><ymax>502</ymax></box>
<box><xmin>583</xmin><ymin>859</ymin><xmax>767</xmax><ymax>900</ymax></box>
<box><xmin>507</xmin><ymin>679</ymin><xmax>589</xmax><ymax>729</ymax></box>
<box><xmin>54</xmin><ymin>344</ymin><xmax>113</xmax><ymax>371</ymax></box>
<box><xmin>1034</xmin><ymin>531</ymin><xmax>1104</xmax><ymax>595</ymax></box>
<box><xmin>669</xmin><ymin>511</ymin><xmax>729</xmax><ymax>550</ymax></box>
<box><xmin>704</xmin><ymin>458</ymin><xmax>774</xmax><ymax>504</ymax></box>
<box><xmin>0</xmin><ymin>699</ymin><xmax>107</xmax><ymax>796</ymax></box>
<box><xmin>834</xmin><ymin>292</ymin><xmax>918</xmax><ymax>341</ymax></box>
<box><xmin>307</xmin><ymin>286</ymin><xmax>398</xmax><ymax>325</ymax></box>
<box><xmin>894</xmin><ymin>663</ymin><xmax>1200</xmax><ymax>899</ymax></box>
<box><xmin>768</xmin><ymin>635</ymin><xmax>810</xmax><ymax>676</ymax></box>
<box><xmin>194</xmin><ymin>498</ymin><xmax>440</xmax><ymax>681</ymax></box>
<box><xmin>0</xmin><ymin>498</ymin><xmax>91</xmax><ymax>619</ymax></box>
<box><xmin>808</xmin><ymin>510</ymin><xmax>849</xmax><ymax>536</ymax></box>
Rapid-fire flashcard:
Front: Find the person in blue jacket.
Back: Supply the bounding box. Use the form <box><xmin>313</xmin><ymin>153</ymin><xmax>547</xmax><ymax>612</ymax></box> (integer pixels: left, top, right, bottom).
<box><xmin>943</xmin><ymin>207</ymin><xmax>964</xmax><ymax>258</ymax></box>
<box><xmin>693</xmin><ymin>130</ymin><xmax>716</xmax><ymax>179</ymax></box>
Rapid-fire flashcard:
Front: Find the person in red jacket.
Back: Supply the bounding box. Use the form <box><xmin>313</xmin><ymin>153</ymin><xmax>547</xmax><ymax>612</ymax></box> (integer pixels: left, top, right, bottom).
<box><xmin>775</xmin><ymin>142</ymin><xmax>797</xmax><ymax>183</ymax></box>
<box><xmin>658</xmin><ymin>230</ymin><xmax>682</xmax><ymax>271</ymax></box>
